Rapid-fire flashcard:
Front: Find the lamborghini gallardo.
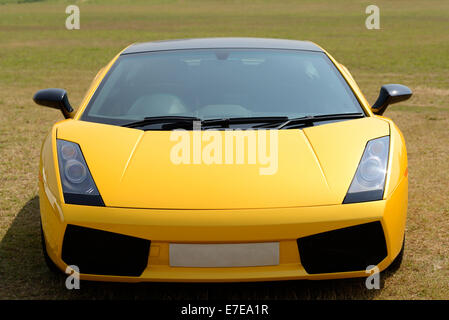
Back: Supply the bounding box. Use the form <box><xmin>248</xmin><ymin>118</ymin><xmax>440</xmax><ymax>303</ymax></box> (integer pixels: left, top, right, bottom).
<box><xmin>34</xmin><ymin>38</ymin><xmax>411</xmax><ymax>282</ymax></box>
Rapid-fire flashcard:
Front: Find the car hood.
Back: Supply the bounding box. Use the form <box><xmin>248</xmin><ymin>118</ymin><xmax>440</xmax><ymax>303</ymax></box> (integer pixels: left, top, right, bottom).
<box><xmin>56</xmin><ymin>117</ymin><xmax>389</xmax><ymax>209</ymax></box>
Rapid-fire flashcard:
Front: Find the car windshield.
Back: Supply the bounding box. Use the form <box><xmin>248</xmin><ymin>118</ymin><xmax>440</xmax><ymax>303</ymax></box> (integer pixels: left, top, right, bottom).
<box><xmin>81</xmin><ymin>49</ymin><xmax>364</xmax><ymax>126</ymax></box>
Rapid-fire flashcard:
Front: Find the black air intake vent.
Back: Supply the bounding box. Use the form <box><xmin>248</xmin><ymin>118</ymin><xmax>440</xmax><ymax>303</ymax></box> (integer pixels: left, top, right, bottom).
<box><xmin>297</xmin><ymin>221</ymin><xmax>387</xmax><ymax>274</ymax></box>
<box><xmin>62</xmin><ymin>225</ymin><xmax>151</xmax><ymax>277</ymax></box>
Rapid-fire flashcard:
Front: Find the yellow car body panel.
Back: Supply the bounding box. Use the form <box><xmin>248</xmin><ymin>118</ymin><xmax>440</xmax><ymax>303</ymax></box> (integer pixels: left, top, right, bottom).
<box><xmin>55</xmin><ymin>117</ymin><xmax>388</xmax><ymax>209</ymax></box>
<box><xmin>39</xmin><ymin>173</ymin><xmax>407</xmax><ymax>282</ymax></box>
<box><xmin>38</xmin><ymin>40</ymin><xmax>408</xmax><ymax>282</ymax></box>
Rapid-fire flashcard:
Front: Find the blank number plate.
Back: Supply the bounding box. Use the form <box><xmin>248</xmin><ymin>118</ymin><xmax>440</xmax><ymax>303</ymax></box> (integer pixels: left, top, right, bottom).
<box><xmin>169</xmin><ymin>242</ymin><xmax>279</xmax><ymax>267</ymax></box>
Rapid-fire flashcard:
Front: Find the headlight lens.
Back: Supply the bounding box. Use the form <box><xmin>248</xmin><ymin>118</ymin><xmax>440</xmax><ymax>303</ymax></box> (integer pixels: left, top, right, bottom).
<box><xmin>57</xmin><ymin>139</ymin><xmax>104</xmax><ymax>206</ymax></box>
<box><xmin>343</xmin><ymin>136</ymin><xmax>390</xmax><ymax>204</ymax></box>
<box><xmin>64</xmin><ymin>159</ymin><xmax>87</xmax><ymax>184</ymax></box>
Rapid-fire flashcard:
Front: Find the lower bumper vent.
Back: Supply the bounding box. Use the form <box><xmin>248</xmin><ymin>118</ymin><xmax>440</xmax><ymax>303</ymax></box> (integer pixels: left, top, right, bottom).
<box><xmin>297</xmin><ymin>221</ymin><xmax>387</xmax><ymax>274</ymax></box>
<box><xmin>62</xmin><ymin>225</ymin><xmax>151</xmax><ymax>277</ymax></box>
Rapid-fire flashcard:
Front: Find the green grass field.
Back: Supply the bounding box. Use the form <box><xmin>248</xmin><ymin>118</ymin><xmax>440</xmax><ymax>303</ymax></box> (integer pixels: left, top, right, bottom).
<box><xmin>0</xmin><ymin>0</ymin><xmax>448</xmax><ymax>299</ymax></box>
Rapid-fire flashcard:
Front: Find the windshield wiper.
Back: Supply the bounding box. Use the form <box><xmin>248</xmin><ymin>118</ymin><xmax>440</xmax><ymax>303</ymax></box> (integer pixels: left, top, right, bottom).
<box><xmin>122</xmin><ymin>116</ymin><xmax>289</xmax><ymax>130</ymax></box>
<box><xmin>201</xmin><ymin>116</ymin><xmax>289</xmax><ymax>128</ymax></box>
<box><xmin>122</xmin><ymin>116</ymin><xmax>201</xmax><ymax>128</ymax></box>
<box><xmin>276</xmin><ymin>112</ymin><xmax>365</xmax><ymax>129</ymax></box>
<box><xmin>121</xmin><ymin>113</ymin><xmax>364</xmax><ymax>130</ymax></box>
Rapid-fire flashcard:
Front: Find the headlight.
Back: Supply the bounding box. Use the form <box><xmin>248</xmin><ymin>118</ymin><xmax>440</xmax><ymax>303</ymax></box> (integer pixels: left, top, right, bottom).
<box><xmin>343</xmin><ymin>136</ymin><xmax>390</xmax><ymax>204</ymax></box>
<box><xmin>64</xmin><ymin>160</ymin><xmax>88</xmax><ymax>184</ymax></box>
<box><xmin>57</xmin><ymin>139</ymin><xmax>104</xmax><ymax>206</ymax></box>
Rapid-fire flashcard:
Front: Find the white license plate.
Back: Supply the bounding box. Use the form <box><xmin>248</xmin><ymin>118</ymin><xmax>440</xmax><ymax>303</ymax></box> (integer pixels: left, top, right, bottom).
<box><xmin>169</xmin><ymin>242</ymin><xmax>279</xmax><ymax>267</ymax></box>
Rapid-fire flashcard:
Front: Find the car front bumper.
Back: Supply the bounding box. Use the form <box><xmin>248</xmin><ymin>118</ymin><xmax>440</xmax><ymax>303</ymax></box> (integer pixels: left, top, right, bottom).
<box><xmin>39</xmin><ymin>176</ymin><xmax>407</xmax><ymax>282</ymax></box>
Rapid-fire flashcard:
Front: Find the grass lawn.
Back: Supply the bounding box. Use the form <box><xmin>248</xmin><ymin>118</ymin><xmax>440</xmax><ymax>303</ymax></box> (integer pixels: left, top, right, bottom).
<box><xmin>0</xmin><ymin>0</ymin><xmax>448</xmax><ymax>299</ymax></box>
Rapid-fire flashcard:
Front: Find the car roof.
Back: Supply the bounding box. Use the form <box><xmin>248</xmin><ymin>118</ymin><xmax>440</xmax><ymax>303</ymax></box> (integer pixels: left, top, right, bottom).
<box><xmin>121</xmin><ymin>38</ymin><xmax>323</xmax><ymax>55</ymax></box>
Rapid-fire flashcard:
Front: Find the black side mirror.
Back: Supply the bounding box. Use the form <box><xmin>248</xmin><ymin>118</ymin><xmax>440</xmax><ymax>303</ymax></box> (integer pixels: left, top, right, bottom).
<box><xmin>33</xmin><ymin>88</ymin><xmax>74</xmax><ymax>119</ymax></box>
<box><xmin>372</xmin><ymin>84</ymin><xmax>412</xmax><ymax>115</ymax></box>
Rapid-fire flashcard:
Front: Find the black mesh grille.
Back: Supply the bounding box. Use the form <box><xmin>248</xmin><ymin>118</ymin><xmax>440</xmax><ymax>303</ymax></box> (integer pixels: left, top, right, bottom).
<box><xmin>62</xmin><ymin>225</ymin><xmax>151</xmax><ymax>277</ymax></box>
<box><xmin>297</xmin><ymin>221</ymin><xmax>387</xmax><ymax>274</ymax></box>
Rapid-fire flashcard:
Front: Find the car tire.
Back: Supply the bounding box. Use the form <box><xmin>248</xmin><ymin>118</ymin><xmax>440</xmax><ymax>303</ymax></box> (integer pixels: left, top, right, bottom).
<box><xmin>40</xmin><ymin>221</ymin><xmax>61</xmax><ymax>274</ymax></box>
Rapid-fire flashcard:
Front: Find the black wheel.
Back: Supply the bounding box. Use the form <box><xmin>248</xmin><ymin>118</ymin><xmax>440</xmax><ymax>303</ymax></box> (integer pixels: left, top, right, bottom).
<box><xmin>40</xmin><ymin>221</ymin><xmax>62</xmax><ymax>274</ymax></box>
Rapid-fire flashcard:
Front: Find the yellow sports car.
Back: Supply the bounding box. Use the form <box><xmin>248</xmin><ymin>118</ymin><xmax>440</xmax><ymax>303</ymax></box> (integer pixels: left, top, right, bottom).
<box><xmin>34</xmin><ymin>38</ymin><xmax>411</xmax><ymax>282</ymax></box>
